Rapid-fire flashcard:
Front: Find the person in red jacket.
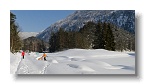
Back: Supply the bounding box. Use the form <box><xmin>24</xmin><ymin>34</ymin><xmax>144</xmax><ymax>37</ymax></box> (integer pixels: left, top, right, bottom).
<box><xmin>21</xmin><ymin>51</ymin><xmax>25</xmax><ymax>59</ymax></box>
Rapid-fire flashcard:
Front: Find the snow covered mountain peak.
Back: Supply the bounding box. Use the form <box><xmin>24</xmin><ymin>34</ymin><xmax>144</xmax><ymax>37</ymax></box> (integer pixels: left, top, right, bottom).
<box><xmin>37</xmin><ymin>10</ymin><xmax>135</xmax><ymax>42</ymax></box>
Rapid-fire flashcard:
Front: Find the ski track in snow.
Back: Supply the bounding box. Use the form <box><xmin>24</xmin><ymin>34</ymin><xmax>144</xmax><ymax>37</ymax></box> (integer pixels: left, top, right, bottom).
<box><xmin>40</xmin><ymin>61</ymin><xmax>51</xmax><ymax>74</ymax></box>
<box><xmin>16</xmin><ymin>58</ymin><xmax>30</xmax><ymax>74</ymax></box>
<box><xmin>15</xmin><ymin>55</ymin><xmax>48</xmax><ymax>74</ymax></box>
<box><xmin>43</xmin><ymin>63</ymin><xmax>51</xmax><ymax>74</ymax></box>
<box><xmin>11</xmin><ymin>49</ymin><xmax>135</xmax><ymax>74</ymax></box>
<box><xmin>15</xmin><ymin>54</ymin><xmax>31</xmax><ymax>74</ymax></box>
<box><xmin>15</xmin><ymin>54</ymin><xmax>54</xmax><ymax>74</ymax></box>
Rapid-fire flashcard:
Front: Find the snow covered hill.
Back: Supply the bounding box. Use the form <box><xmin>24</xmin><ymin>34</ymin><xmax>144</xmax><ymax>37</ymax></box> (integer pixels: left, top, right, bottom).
<box><xmin>10</xmin><ymin>49</ymin><xmax>135</xmax><ymax>74</ymax></box>
<box><xmin>19</xmin><ymin>32</ymin><xmax>38</xmax><ymax>39</ymax></box>
<box><xmin>36</xmin><ymin>10</ymin><xmax>135</xmax><ymax>42</ymax></box>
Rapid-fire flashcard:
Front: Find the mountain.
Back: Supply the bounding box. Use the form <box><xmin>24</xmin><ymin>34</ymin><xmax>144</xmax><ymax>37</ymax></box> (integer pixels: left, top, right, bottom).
<box><xmin>19</xmin><ymin>32</ymin><xmax>38</xmax><ymax>39</ymax></box>
<box><xmin>36</xmin><ymin>10</ymin><xmax>135</xmax><ymax>42</ymax></box>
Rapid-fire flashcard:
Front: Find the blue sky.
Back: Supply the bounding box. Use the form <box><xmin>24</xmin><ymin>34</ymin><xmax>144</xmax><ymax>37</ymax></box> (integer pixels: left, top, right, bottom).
<box><xmin>10</xmin><ymin>10</ymin><xmax>75</xmax><ymax>32</ymax></box>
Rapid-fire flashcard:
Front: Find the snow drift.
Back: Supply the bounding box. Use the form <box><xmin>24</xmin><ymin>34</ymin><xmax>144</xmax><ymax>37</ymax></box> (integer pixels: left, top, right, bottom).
<box><xmin>10</xmin><ymin>49</ymin><xmax>135</xmax><ymax>74</ymax></box>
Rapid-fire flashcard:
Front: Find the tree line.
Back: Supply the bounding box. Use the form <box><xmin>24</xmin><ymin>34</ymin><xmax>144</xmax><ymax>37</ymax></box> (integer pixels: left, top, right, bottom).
<box><xmin>22</xmin><ymin>36</ymin><xmax>48</xmax><ymax>53</ymax></box>
<box><xmin>10</xmin><ymin>12</ymin><xmax>22</xmax><ymax>52</ymax></box>
<box><xmin>49</xmin><ymin>21</ymin><xmax>135</xmax><ymax>52</ymax></box>
<box><xmin>10</xmin><ymin>12</ymin><xmax>135</xmax><ymax>53</ymax></box>
<box><xmin>10</xmin><ymin>12</ymin><xmax>48</xmax><ymax>53</ymax></box>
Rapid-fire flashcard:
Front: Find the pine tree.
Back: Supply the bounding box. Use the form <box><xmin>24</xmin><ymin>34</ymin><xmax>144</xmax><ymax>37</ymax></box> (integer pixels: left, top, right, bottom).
<box><xmin>92</xmin><ymin>22</ymin><xmax>115</xmax><ymax>51</ymax></box>
<box><xmin>131</xmin><ymin>36</ymin><xmax>135</xmax><ymax>51</ymax></box>
<box><xmin>58</xmin><ymin>28</ymin><xmax>67</xmax><ymax>50</ymax></box>
<box><xmin>10</xmin><ymin>12</ymin><xmax>22</xmax><ymax>52</ymax></box>
<box><xmin>49</xmin><ymin>33</ymin><xmax>58</xmax><ymax>52</ymax></box>
<box><xmin>105</xmin><ymin>23</ymin><xmax>115</xmax><ymax>51</ymax></box>
<box><xmin>92</xmin><ymin>21</ymin><xmax>105</xmax><ymax>49</ymax></box>
<box><xmin>80</xmin><ymin>21</ymin><xmax>96</xmax><ymax>48</ymax></box>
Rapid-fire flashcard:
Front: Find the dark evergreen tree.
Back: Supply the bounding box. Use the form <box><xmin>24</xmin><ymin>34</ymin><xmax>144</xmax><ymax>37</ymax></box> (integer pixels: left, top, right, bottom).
<box><xmin>67</xmin><ymin>31</ymin><xmax>76</xmax><ymax>49</ymax></box>
<box><xmin>105</xmin><ymin>23</ymin><xmax>115</xmax><ymax>51</ymax></box>
<box><xmin>10</xmin><ymin>12</ymin><xmax>16</xmax><ymax>25</ymax></box>
<box><xmin>49</xmin><ymin>33</ymin><xmax>58</xmax><ymax>52</ymax></box>
<box><xmin>92</xmin><ymin>21</ymin><xmax>105</xmax><ymax>49</ymax></box>
<box><xmin>57</xmin><ymin>28</ymin><xmax>67</xmax><ymax>50</ymax></box>
<box><xmin>10</xmin><ymin>12</ymin><xmax>22</xmax><ymax>52</ymax></box>
<box><xmin>131</xmin><ymin>36</ymin><xmax>135</xmax><ymax>51</ymax></box>
<box><xmin>73</xmin><ymin>32</ymin><xmax>83</xmax><ymax>48</ymax></box>
<box><xmin>92</xmin><ymin>22</ymin><xmax>115</xmax><ymax>51</ymax></box>
<box><xmin>80</xmin><ymin>21</ymin><xmax>96</xmax><ymax>48</ymax></box>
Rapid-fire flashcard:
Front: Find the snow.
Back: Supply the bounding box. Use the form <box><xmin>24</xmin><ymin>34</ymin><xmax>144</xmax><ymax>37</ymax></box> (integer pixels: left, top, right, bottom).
<box><xmin>19</xmin><ymin>32</ymin><xmax>38</xmax><ymax>39</ymax></box>
<box><xmin>10</xmin><ymin>53</ymin><xmax>21</xmax><ymax>74</ymax></box>
<box><xmin>10</xmin><ymin>49</ymin><xmax>135</xmax><ymax>74</ymax></box>
<box><xmin>37</xmin><ymin>10</ymin><xmax>135</xmax><ymax>42</ymax></box>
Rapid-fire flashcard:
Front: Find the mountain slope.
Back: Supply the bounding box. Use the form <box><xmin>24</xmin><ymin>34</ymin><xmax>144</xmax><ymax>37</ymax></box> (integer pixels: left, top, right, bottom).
<box><xmin>36</xmin><ymin>10</ymin><xmax>135</xmax><ymax>42</ymax></box>
<box><xmin>19</xmin><ymin>32</ymin><xmax>38</xmax><ymax>39</ymax></box>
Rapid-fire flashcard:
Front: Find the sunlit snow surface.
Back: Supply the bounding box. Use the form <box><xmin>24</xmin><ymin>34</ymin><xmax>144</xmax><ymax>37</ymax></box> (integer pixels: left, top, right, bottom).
<box><xmin>10</xmin><ymin>49</ymin><xmax>135</xmax><ymax>74</ymax></box>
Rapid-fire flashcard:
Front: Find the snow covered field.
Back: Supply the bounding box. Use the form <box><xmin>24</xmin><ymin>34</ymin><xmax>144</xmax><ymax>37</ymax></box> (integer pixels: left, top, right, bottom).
<box><xmin>10</xmin><ymin>49</ymin><xmax>135</xmax><ymax>74</ymax></box>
